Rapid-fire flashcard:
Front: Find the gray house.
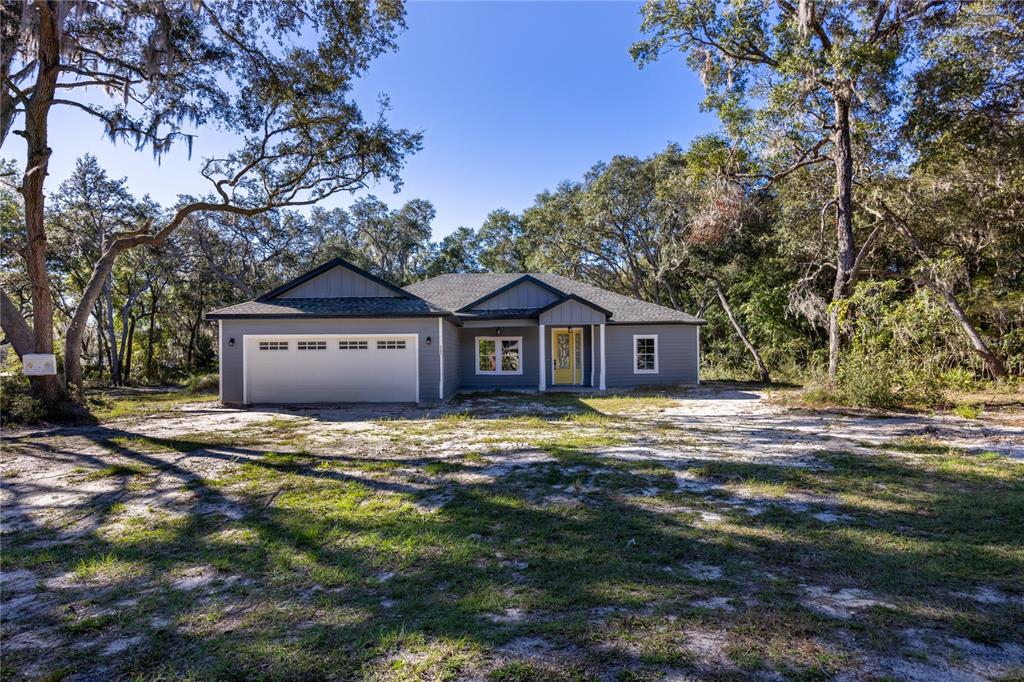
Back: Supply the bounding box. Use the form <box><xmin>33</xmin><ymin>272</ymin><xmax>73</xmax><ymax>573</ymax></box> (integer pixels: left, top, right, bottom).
<box><xmin>207</xmin><ymin>258</ymin><xmax>704</xmax><ymax>405</ymax></box>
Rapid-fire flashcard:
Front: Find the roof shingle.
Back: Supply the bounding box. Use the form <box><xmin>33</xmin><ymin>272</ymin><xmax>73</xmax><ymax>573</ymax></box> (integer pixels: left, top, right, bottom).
<box><xmin>206</xmin><ymin>297</ymin><xmax>449</xmax><ymax>319</ymax></box>
<box><xmin>404</xmin><ymin>273</ymin><xmax>703</xmax><ymax>324</ymax></box>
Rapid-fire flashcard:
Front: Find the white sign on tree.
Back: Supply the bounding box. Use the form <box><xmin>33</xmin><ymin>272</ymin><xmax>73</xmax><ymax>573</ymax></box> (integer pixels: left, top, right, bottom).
<box><xmin>22</xmin><ymin>354</ymin><xmax>57</xmax><ymax>376</ymax></box>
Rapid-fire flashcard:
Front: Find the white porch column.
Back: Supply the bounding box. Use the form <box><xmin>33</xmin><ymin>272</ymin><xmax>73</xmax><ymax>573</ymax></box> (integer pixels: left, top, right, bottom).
<box><xmin>218</xmin><ymin>320</ymin><xmax>224</xmax><ymax>403</ymax></box>
<box><xmin>599</xmin><ymin>323</ymin><xmax>606</xmax><ymax>390</ymax></box>
<box><xmin>538</xmin><ymin>324</ymin><xmax>546</xmax><ymax>391</ymax></box>
<box><xmin>590</xmin><ymin>324</ymin><xmax>595</xmax><ymax>387</ymax></box>
<box><xmin>437</xmin><ymin>318</ymin><xmax>445</xmax><ymax>400</ymax></box>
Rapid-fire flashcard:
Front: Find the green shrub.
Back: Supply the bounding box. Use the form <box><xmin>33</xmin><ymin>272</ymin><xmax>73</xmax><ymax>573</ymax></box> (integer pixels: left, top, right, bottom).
<box><xmin>185</xmin><ymin>372</ymin><xmax>219</xmax><ymax>394</ymax></box>
<box><xmin>798</xmin><ymin>384</ymin><xmax>839</xmax><ymax>406</ymax></box>
<box><xmin>941</xmin><ymin>367</ymin><xmax>978</xmax><ymax>392</ymax></box>
<box><xmin>953</xmin><ymin>403</ymin><xmax>981</xmax><ymax>419</ymax></box>
<box><xmin>836</xmin><ymin>353</ymin><xmax>899</xmax><ymax>409</ymax></box>
<box><xmin>833</xmin><ymin>282</ymin><xmax>985</xmax><ymax>408</ymax></box>
<box><xmin>0</xmin><ymin>376</ymin><xmax>47</xmax><ymax>426</ymax></box>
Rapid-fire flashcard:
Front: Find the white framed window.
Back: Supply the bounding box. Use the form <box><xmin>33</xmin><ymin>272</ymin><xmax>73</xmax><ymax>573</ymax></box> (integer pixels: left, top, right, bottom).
<box><xmin>338</xmin><ymin>340</ymin><xmax>368</xmax><ymax>350</ymax></box>
<box><xmin>258</xmin><ymin>341</ymin><xmax>289</xmax><ymax>351</ymax></box>
<box><xmin>476</xmin><ymin>336</ymin><xmax>522</xmax><ymax>375</ymax></box>
<box><xmin>297</xmin><ymin>340</ymin><xmax>327</xmax><ymax>351</ymax></box>
<box><xmin>633</xmin><ymin>335</ymin><xmax>658</xmax><ymax>374</ymax></box>
<box><xmin>377</xmin><ymin>340</ymin><xmax>406</xmax><ymax>350</ymax></box>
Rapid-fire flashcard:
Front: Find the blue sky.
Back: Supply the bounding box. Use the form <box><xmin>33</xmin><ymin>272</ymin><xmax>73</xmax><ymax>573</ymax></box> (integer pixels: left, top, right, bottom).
<box><xmin>29</xmin><ymin>1</ymin><xmax>717</xmax><ymax>239</ymax></box>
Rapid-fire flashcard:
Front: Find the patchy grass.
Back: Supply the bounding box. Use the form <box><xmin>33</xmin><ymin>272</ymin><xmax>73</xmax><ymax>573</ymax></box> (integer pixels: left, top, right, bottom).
<box><xmin>3</xmin><ymin>392</ymin><xmax>1023</xmax><ymax>681</ymax></box>
<box><xmin>87</xmin><ymin>389</ymin><xmax>218</xmax><ymax>421</ymax></box>
<box><xmin>81</xmin><ymin>463</ymin><xmax>151</xmax><ymax>480</ymax></box>
<box><xmin>72</xmin><ymin>553</ymin><xmax>143</xmax><ymax>583</ymax></box>
<box><xmin>879</xmin><ymin>436</ymin><xmax>955</xmax><ymax>455</ymax></box>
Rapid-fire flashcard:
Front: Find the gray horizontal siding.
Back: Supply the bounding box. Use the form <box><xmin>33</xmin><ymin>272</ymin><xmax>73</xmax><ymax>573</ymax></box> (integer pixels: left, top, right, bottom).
<box><xmin>604</xmin><ymin>324</ymin><xmax>699</xmax><ymax>387</ymax></box>
<box><xmin>458</xmin><ymin>326</ymin><xmax>539</xmax><ymax>389</ymax></box>
<box><xmin>473</xmin><ymin>281</ymin><xmax>560</xmax><ymax>310</ymax></box>
<box><xmin>219</xmin><ymin>317</ymin><xmax>440</xmax><ymax>404</ymax></box>
<box><xmin>279</xmin><ymin>266</ymin><xmax>400</xmax><ymax>298</ymax></box>
<box><xmin>539</xmin><ymin>300</ymin><xmax>606</xmax><ymax>326</ymax></box>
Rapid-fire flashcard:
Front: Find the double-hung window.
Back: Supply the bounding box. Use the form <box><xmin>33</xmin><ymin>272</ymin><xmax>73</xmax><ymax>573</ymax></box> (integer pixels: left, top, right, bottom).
<box><xmin>633</xmin><ymin>335</ymin><xmax>658</xmax><ymax>374</ymax></box>
<box><xmin>476</xmin><ymin>336</ymin><xmax>522</xmax><ymax>375</ymax></box>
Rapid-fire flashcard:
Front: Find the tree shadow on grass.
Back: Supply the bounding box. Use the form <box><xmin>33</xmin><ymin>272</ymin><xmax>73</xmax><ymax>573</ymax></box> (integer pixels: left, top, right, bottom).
<box><xmin>2</xmin><ymin>426</ymin><xmax>1022</xmax><ymax>680</ymax></box>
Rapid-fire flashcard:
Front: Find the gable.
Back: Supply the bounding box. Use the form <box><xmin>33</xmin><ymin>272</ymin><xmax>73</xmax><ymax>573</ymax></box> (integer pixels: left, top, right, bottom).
<box><xmin>471</xmin><ymin>280</ymin><xmax>561</xmax><ymax>310</ymax></box>
<box><xmin>538</xmin><ymin>298</ymin><xmax>607</xmax><ymax>325</ymax></box>
<box><xmin>276</xmin><ymin>265</ymin><xmax>401</xmax><ymax>299</ymax></box>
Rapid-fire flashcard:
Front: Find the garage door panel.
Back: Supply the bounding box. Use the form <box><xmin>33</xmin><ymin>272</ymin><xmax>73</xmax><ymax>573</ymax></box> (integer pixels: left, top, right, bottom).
<box><xmin>245</xmin><ymin>335</ymin><xmax>417</xmax><ymax>403</ymax></box>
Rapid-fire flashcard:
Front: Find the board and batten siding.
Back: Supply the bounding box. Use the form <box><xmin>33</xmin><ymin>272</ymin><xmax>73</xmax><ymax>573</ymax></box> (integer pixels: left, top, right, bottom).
<box><xmin>278</xmin><ymin>267</ymin><xmax>400</xmax><ymax>298</ymax></box>
<box><xmin>538</xmin><ymin>300</ymin><xmax>606</xmax><ymax>326</ymax></box>
<box><xmin>219</xmin><ymin>317</ymin><xmax>441</xmax><ymax>404</ymax></box>
<box><xmin>472</xmin><ymin>281</ymin><xmax>559</xmax><ymax>310</ymax></box>
<box><xmin>442</xmin><ymin>319</ymin><xmax>461</xmax><ymax>399</ymax></box>
<box><xmin>604</xmin><ymin>324</ymin><xmax>699</xmax><ymax>387</ymax></box>
<box><xmin>457</xmin><ymin>326</ymin><xmax>539</xmax><ymax>389</ymax></box>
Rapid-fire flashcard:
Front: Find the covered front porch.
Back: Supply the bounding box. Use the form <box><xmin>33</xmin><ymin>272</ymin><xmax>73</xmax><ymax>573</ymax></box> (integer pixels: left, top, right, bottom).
<box><xmin>458</xmin><ymin>299</ymin><xmax>608</xmax><ymax>392</ymax></box>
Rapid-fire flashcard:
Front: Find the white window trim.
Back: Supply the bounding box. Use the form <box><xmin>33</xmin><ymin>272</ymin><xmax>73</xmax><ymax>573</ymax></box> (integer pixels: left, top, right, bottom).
<box><xmin>633</xmin><ymin>334</ymin><xmax>659</xmax><ymax>374</ymax></box>
<box><xmin>475</xmin><ymin>335</ymin><xmax>524</xmax><ymax>375</ymax></box>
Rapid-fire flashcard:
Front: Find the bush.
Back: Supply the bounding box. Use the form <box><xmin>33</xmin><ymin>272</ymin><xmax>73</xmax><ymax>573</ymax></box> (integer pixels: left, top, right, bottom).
<box><xmin>830</xmin><ymin>282</ymin><xmax>986</xmax><ymax>408</ymax></box>
<box><xmin>0</xmin><ymin>376</ymin><xmax>48</xmax><ymax>426</ymax></box>
<box><xmin>953</xmin><ymin>403</ymin><xmax>981</xmax><ymax>419</ymax></box>
<box><xmin>836</xmin><ymin>353</ymin><xmax>900</xmax><ymax>409</ymax></box>
<box><xmin>185</xmin><ymin>372</ymin><xmax>219</xmax><ymax>394</ymax></box>
<box><xmin>941</xmin><ymin>367</ymin><xmax>978</xmax><ymax>392</ymax></box>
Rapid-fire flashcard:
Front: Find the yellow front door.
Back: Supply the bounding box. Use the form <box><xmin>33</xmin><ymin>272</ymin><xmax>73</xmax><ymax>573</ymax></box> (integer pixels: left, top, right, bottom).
<box><xmin>552</xmin><ymin>328</ymin><xmax>583</xmax><ymax>385</ymax></box>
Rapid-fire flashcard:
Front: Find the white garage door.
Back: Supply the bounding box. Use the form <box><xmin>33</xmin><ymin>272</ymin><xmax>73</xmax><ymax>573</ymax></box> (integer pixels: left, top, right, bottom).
<box><xmin>244</xmin><ymin>334</ymin><xmax>418</xmax><ymax>404</ymax></box>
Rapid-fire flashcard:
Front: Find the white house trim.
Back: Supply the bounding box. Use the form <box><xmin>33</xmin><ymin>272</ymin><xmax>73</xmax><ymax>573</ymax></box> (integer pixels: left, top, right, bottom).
<box><xmin>590</xmin><ymin>324</ymin><xmax>595</xmax><ymax>387</ymax></box>
<box><xmin>538</xmin><ymin>323</ymin><xmax>546</xmax><ymax>390</ymax></box>
<box><xmin>218</xmin><ymin>320</ymin><xmax>224</xmax><ymax>403</ymax></box>
<box><xmin>437</xmin><ymin>317</ymin><xmax>444</xmax><ymax>400</ymax></box>
<box><xmin>599</xmin><ymin>323</ymin><xmax>606</xmax><ymax>390</ymax></box>
<box><xmin>632</xmin><ymin>334</ymin><xmax>659</xmax><ymax>374</ymax></box>
<box><xmin>473</xmin><ymin>335</ymin><xmax>524</xmax><ymax>375</ymax></box>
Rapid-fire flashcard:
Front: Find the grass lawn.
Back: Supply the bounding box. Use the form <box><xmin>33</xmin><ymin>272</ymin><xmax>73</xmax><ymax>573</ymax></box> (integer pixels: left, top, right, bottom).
<box><xmin>1</xmin><ymin>387</ymin><xmax>1022</xmax><ymax>680</ymax></box>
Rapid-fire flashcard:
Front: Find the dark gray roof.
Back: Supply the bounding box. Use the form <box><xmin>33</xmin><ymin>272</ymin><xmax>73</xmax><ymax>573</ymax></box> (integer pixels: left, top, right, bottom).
<box><xmin>206</xmin><ymin>297</ymin><xmax>449</xmax><ymax>319</ymax></box>
<box><xmin>404</xmin><ymin>273</ymin><xmax>522</xmax><ymax>311</ymax></box>
<box><xmin>404</xmin><ymin>273</ymin><xmax>703</xmax><ymax>324</ymax></box>
<box><xmin>456</xmin><ymin>307</ymin><xmax>544</xmax><ymax>320</ymax></box>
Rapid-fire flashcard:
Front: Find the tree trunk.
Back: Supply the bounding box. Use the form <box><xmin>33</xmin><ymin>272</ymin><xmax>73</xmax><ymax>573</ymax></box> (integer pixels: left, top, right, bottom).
<box><xmin>928</xmin><ymin>284</ymin><xmax>1008</xmax><ymax>379</ymax></box>
<box><xmin>20</xmin><ymin>1</ymin><xmax>64</xmax><ymax>404</ymax></box>
<box><xmin>0</xmin><ymin>289</ymin><xmax>35</xmax><ymax>358</ymax></box>
<box><xmin>715</xmin><ymin>283</ymin><xmax>771</xmax><ymax>383</ymax></box>
<box><xmin>64</xmin><ymin>244</ymin><xmax>126</xmax><ymax>391</ymax></box>
<box><xmin>123</xmin><ymin>314</ymin><xmax>137</xmax><ymax>383</ymax></box>
<box><xmin>103</xmin><ymin>274</ymin><xmax>121</xmax><ymax>386</ymax></box>
<box><xmin>827</xmin><ymin>92</ymin><xmax>858</xmax><ymax>381</ymax></box>
<box><xmin>185</xmin><ymin>312</ymin><xmax>202</xmax><ymax>372</ymax></box>
<box><xmin>93</xmin><ymin>303</ymin><xmax>105</xmax><ymax>380</ymax></box>
<box><xmin>145</xmin><ymin>288</ymin><xmax>160</xmax><ymax>383</ymax></box>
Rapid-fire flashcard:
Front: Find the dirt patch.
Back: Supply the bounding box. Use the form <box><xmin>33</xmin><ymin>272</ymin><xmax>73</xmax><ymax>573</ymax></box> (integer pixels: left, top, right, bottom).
<box><xmin>801</xmin><ymin>585</ymin><xmax>893</xmax><ymax>620</ymax></box>
<box><xmin>683</xmin><ymin>562</ymin><xmax>724</xmax><ymax>581</ymax></box>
